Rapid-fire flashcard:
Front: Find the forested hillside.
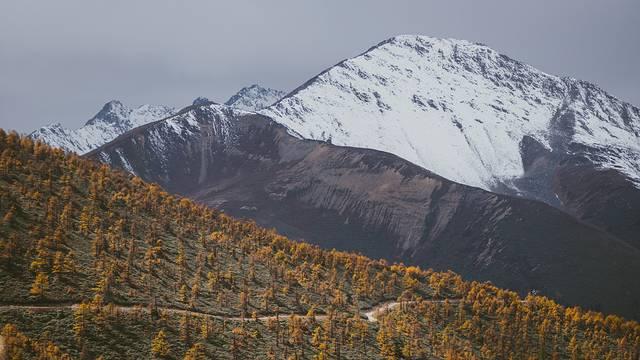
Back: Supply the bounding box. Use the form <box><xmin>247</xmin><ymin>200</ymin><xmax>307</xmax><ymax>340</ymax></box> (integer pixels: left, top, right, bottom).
<box><xmin>0</xmin><ymin>130</ymin><xmax>638</xmax><ymax>359</ymax></box>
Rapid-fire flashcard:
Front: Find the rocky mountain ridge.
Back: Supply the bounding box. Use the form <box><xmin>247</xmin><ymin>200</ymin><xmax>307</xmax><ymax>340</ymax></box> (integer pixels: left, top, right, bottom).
<box><xmin>29</xmin><ymin>100</ymin><xmax>175</xmax><ymax>154</ymax></box>
<box><xmin>29</xmin><ymin>84</ymin><xmax>286</xmax><ymax>154</ymax></box>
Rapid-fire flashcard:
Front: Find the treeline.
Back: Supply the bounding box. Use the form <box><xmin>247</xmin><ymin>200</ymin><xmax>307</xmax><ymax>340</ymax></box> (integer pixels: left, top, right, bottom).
<box><xmin>0</xmin><ymin>129</ymin><xmax>638</xmax><ymax>359</ymax></box>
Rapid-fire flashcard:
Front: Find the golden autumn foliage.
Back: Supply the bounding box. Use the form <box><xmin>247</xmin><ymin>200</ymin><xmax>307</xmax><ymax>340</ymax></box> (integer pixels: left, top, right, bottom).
<box><xmin>151</xmin><ymin>329</ymin><xmax>170</xmax><ymax>358</ymax></box>
<box><xmin>0</xmin><ymin>130</ymin><xmax>638</xmax><ymax>359</ymax></box>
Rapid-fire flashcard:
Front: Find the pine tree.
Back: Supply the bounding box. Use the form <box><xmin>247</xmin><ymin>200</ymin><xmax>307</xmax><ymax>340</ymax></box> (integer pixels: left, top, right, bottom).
<box><xmin>78</xmin><ymin>205</ymin><xmax>92</xmax><ymax>235</ymax></box>
<box><xmin>63</xmin><ymin>251</ymin><xmax>77</xmax><ymax>273</ymax></box>
<box><xmin>179</xmin><ymin>313</ymin><xmax>191</xmax><ymax>345</ymax></box>
<box><xmin>200</xmin><ymin>319</ymin><xmax>211</xmax><ymax>341</ymax></box>
<box><xmin>183</xmin><ymin>343</ymin><xmax>205</xmax><ymax>360</ymax></box>
<box><xmin>179</xmin><ymin>284</ymin><xmax>188</xmax><ymax>303</ymax></box>
<box><xmin>1</xmin><ymin>323</ymin><xmax>29</xmax><ymax>359</ymax></box>
<box><xmin>30</xmin><ymin>272</ymin><xmax>49</xmax><ymax>297</ymax></box>
<box><xmin>151</xmin><ymin>330</ymin><xmax>170</xmax><ymax>358</ymax></box>
<box><xmin>74</xmin><ymin>302</ymin><xmax>91</xmax><ymax>340</ymax></box>
<box><xmin>52</xmin><ymin>251</ymin><xmax>65</xmax><ymax>274</ymax></box>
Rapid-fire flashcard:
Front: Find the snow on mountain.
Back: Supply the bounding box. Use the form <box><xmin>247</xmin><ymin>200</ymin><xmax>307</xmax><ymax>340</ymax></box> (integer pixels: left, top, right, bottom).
<box><xmin>29</xmin><ymin>86</ymin><xmax>276</xmax><ymax>155</ymax></box>
<box><xmin>89</xmin><ymin>99</ymin><xmax>640</xmax><ymax>319</ymax></box>
<box><xmin>30</xmin><ymin>100</ymin><xmax>175</xmax><ymax>154</ymax></box>
<box><xmin>262</xmin><ymin>35</ymin><xmax>640</xmax><ymax>191</ymax></box>
<box><xmin>95</xmin><ymin>102</ymin><xmax>251</xmax><ymax>179</ymax></box>
<box><xmin>225</xmin><ymin>84</ymin><xmax>286</xmax><ymax>111</ymax></box>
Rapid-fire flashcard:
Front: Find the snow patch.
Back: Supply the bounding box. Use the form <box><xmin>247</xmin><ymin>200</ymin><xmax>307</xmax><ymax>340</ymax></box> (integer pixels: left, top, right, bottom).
<box><xmin>115</xmin><ymin>148</ymin><xmax>136</xmax><ymax>175</ymax></box>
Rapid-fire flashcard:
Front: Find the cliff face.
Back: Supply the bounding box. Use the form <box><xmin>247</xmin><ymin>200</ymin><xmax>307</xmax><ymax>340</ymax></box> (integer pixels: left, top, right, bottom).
<box><xmin>89</xmin><ymin>103</ymin><xmax>640</xmax><ymax>319</ymax></box>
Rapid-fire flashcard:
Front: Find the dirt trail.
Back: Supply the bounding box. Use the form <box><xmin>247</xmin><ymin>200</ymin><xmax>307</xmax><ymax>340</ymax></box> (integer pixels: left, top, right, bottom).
<box><xmin>0</xmin><ymin>298</ymin><xmax>464</xmax><ymax>357</ymax></box>
<box><xmin>0</xmin><ymin>298</ymin><xmax>461</xmax><ymax>324</ymax></box>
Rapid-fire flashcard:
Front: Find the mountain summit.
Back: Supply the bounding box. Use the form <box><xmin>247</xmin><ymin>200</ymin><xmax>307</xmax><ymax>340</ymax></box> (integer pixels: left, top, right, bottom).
<box><xmin>29</xmin><ymin>101</ymin><xmax>175</xmax><ymax>154</ymax></box>
<box><xmin>225</xmin><ymin>84</ymin><xmax>286</xmax><ymax>111</ymax></box>
<box><xmin>262</xmin><ymin>35</ymin><xmax>640</xmax><ymax>194</ymax></box>
<box><xmin>85</xmin><ymin>100</ymin><xmax>131</xmax><ymax>125</ymax></box>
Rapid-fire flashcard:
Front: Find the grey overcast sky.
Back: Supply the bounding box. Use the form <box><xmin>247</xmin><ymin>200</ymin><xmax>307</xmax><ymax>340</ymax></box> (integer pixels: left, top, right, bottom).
<box><xmin>1</xmin><ymin>0</ymin><xmax>639</xmax><ymax>132</ymax></box>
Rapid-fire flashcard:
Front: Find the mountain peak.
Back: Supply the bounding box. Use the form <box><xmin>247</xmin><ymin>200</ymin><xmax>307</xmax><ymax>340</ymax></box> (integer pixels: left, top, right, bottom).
<box><xmin>192</xmin><ymin>97</ymin><xmax>214</xmax><ymax>106</ymax></box>
<box><xmin>30</xmin><ymin>101</ymin><xmax>175</xmax><ymax>154</ymax></box>
<box><xmin>262</xmin><ymin>35</ymin><xmax>640</xmax><ymax>193</ymax></box>
<box><xmin>376</xmin><ymin>35</ymin><xmax>489</xmax><ymax>54</ymax></box>
<box><xmin>86</xmin><ymin>100</ymin><xmax>131</xmax><ymax>125</ymax></box>
<box><xmin>43</xmin><ymin>122</ymin><xmax>65</xmax><ymax>130</ymax></box>
<box><xmin>225</xmin><ymin>84</ymin><xmax>286</xmax><ymax>111</ymax></box>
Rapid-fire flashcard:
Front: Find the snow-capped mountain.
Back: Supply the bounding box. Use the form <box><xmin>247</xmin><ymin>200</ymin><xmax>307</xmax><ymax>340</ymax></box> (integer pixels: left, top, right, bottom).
<box><xmin>88</xmin><ymin>101</ymin><xmax>640</xmax><ymax>319</ymax></box>
<box><xmin>28</xmin><ymin>84</ymin><xmax>283</xmax><ymax>154</ymax></box>
<box><xmin>30</xmin><ymin>100</ymin><xmax>175</xmax><ymax>154</ymax></box>
<box><xmin>262</xmin><ymin>35</ymin><xmax>640</xmax><ymax>194</ymax></box>
<box><xmin>92</xmin><ymin>100</ymin><xmax>251</xmax><ymax>178</ymax></box>
<box><xmin>225</xmin><ymin>84</ymin><xmax>286</xmax><ymax>111</ymax></box>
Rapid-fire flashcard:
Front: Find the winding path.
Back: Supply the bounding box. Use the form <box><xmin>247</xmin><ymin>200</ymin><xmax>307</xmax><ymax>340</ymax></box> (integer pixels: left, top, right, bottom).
<box><xmin>0</xmin><ymin>298</ymin><xmax>459</xmax><ymax>323</ymax></box>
